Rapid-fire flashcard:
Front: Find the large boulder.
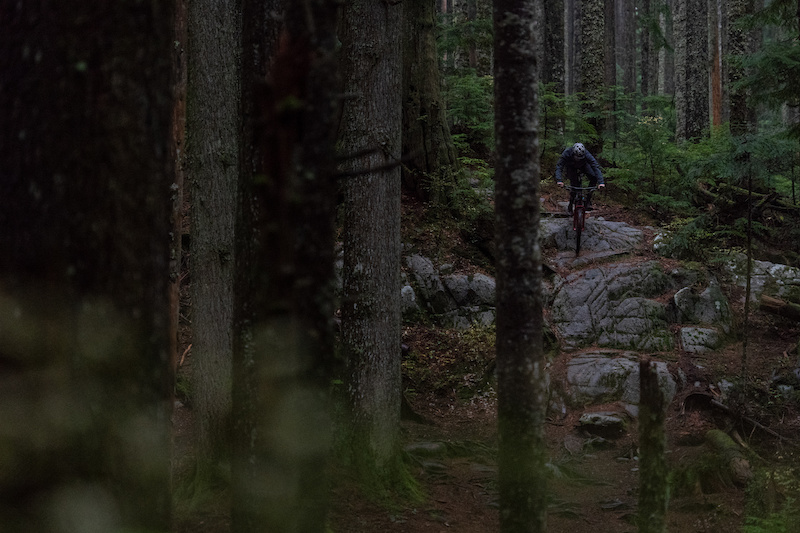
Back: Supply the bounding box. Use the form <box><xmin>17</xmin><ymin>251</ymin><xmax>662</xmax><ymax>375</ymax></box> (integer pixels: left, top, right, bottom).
<box><xmin>540</xmin><ymin>217</ymin><xmax>644</xmax><ymax>254</ymax></box>
<box><xmin>671</xmin><ymin>280</ymin><xmax>733</xmax><ymax>334</ymax></box>
<box><xmin>550</xmin><ymin>261</ymin><xmax>675</xmax><ymax>351</ymax></box>
<box><xmin>723</xmin><ymin>254</ymin><xmax>800</xmax><ymax>303</ymax></box>
<box><xmin>566</xmin><ymin>351</ymin><xmax>677</xmax><ymax>408</ymax></box>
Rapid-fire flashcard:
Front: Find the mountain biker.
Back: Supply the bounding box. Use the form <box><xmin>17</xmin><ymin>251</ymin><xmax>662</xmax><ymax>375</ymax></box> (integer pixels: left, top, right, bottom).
<box><xmin>555</xmin><ymin>142</ymin><xmax>605</xmax><ymax>214</ymax></box>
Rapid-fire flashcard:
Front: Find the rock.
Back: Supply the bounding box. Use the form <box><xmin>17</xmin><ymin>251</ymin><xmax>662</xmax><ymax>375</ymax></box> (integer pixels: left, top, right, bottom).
<box><xmin>540</xmin><ymin>218</ymin><xmax>644</xmax><ymax>254</ymax></box>
<box><xmin>550</xmin><ymin>262</ymin><xmax>675</xmax><ymax>351</ymax></box>
<box><xmin>723</xmin><ymin>254</ymin><xmax>800</xmax><ymax>303</ymax></box>
<box><xmin>566</xmin><ymin>351</ymin><xmax>676</xmax><ymax>407</ymax></box>
<box><xmin>579</xmin><ymin>411</ymin><xmax>628</xmax><ymax>438</ymax></box>
<box><xmin>406</xmin><ymin>254</ymin><xmax>454</xmax><ymax>314</ymax></box>
<box><xmin>680</xmin><ymin>326</ymin><xmax>722</xmax><ymax>354</ymax></box>
<box><xmin>400</xmin><ymin>285</ymin><xmax>420</xmax><ymax>317</ymax></box>
<box><xmin>403</xmin><ymin>441</ymin><xmax>448</xmax><ymax>458</ymax></box>
<box><xmin>672</xmin><ymin>281</ymin><xmax>733</xmax><ymax>334</ymax></box>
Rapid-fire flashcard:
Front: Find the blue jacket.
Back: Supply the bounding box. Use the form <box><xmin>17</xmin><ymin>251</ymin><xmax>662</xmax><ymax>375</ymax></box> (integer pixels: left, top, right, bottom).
<box><xmin>555</xmin><ymin>146</ymin><xmax>604</xmax><ymax>184</ymax></box>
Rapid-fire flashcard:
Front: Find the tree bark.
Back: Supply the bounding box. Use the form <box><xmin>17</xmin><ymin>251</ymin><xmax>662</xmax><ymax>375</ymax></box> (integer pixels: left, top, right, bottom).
<box><xmin>728</xmin><ymin>0</ymin><xmax>757</xmax><ymax>136</ymax></box>
<box><xmin>402</xmin><ymin>0</ymin><xmax>459</xmax><ymax>203</ymax></box>
<box><xmin>494</xmin><ymin>1</ymin><xmax>548</xmax><ymax>531</ymax></box>
<box><xmin>638</xmin><ymin>357</ymin><xmax>669</xmax><ymax>533</ymax></box>
<box><xmin>186</xmin><ymin>0</ymin><xmax>241</xmax><ymax>465</ymax></box>
<box><xmin>579</xmin><ymin>0</ymin><xmax>606</xmax><ymax>150</ymax></box>
<box><xmin>232</xmin><ymin>0</ymin><xmax>340</xmax><ymax>531</ymax></box>
<box><xmin>617</xmin><ymin>0</ymin><xmax>637</xmax><ymax>104</ymax></box>
<box><xmin>0</xmin><ymin>1</ymin><xmax>174</xmax><ymax>529</ymax></box>
<box><xmin>339</xmin><ymin>0</ymin><xmax>404</xmax><ymax>479</ymax></box>
<box><xmin>541</xmin><ymin>0</ymin><xmax>565</xmax><ymax>88</ymax></box>
<box><xmin>675</xmin><ymin>0</ymin><xmax>709</xmax><ymax>141</ymax></box>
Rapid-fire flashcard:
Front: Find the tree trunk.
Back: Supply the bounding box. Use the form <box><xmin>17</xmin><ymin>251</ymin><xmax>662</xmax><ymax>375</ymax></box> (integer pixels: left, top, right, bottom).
<box><xmin>186</xmin><ymin>0</ymin><xmax>241</xmax><ymax>465</ymax></box>
<box><xmin>711</xmin><ymin>0</ymin><xmax>724</xmax><ymax>127</ymax></box>
<box><xmin>675</xmin><ymin>0</ymin><xmax>709</xmax><ymax>141</ymax></box>
<box><xmin>339</xmin><ymin>0</ymin><xmax>404</xmax><ymax>480</ymax></box>
<box><xmin>638</xmin><ymin>357</ymin><xmax>669</xmax><ymax>533</ymax></box>
<box><xmin>564</xmin><ymin>0</ymin><xmax>579</xmax><ymax>95</ymax></box>
<box><xmin>0</xmin><ymin>2</ymin><xmax>174</xmax><ymax>529</ymax></box>
<box><xmin>171</xmin><ymin>0</ymin><xmax>189</xmax><ymax>403</ymax></box>
<box><xmin>402</xmin><ymin>0</ymin><xmax>459</xmax><ymax>203</ymax></box>
<box><xmin>541</xmin><ymin>0</ymin><xmax>565</xmax><ymax>88</ymax></box>
<box><xmin>728</xmin><ymin>0</ymin><xmax>757</xmax><ymax>136</ymax></box>
<box><xmin>604</xmin><ymin>0</ymin><xmax>617</xmax><ymax>147</ymax></box>
<box><xmin>579</xmin><ymin>0</ymin><xmax>606</xmax><ymax>150</ymax></box>
<box><xmin>640</xmin><ymin>0</ymin><xmax>657</xmax><ymax>99</ymax></box>
<box><xmin>617</xmin><ymin>0</ymin><xmax>637</xmax><ymax>104</ymax></box>
<box><xmin>494</xmin><ymin>1</ymin><xmax>548</xmax><ymax>531</ymax></box>
<box><xmin>232</xmin><ymin>0</ymin><xmax>340</xmax><ymax>530</ymax></box>
<box><xmin>659</xmin><ymin>0</ymin><xmax>676</xmax><ymax>96</ymax></box>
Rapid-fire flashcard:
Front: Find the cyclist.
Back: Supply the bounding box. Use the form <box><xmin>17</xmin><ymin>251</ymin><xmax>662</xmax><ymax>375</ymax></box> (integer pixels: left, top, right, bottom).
<box><xmin>555</xmin><ymin>142</ymin><xmax>605</xmax><ymax>214</ymax></box>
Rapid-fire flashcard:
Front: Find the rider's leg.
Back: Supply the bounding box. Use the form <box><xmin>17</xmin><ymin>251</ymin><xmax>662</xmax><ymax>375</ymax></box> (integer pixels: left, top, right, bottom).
<box><xmin>586</xmin><ymin>175</ymin><xmax>598</xmax><ymax>210</ymax></box>
<box><xmin>567</xmin><ymin>168</ymin><xmax>580</xmax><ymax>214</ymax></box>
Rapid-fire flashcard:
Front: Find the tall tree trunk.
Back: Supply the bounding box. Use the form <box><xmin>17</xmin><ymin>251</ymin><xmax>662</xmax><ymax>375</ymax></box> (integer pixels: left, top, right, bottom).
<box><xmin>617</xmin><ymin>0</ymin><xmax>637</xmax><ymax>105</ymax></box>
<box><xmin>728</xmin><ymin>0</ymin><xmax>757</xmax><ymax>136</ymax></box>
<box><xmin>494</xmin><ymin>1</ymin><xmax>548</xmax><ymax>531</ymax></box>
<box><xmin>467</xmin><ymin>0</ymin><xmax>479</xmax><ymax>68</ymax></box>
<box><xmin>232</xmin><ymin>0</ymin><xmax>340</xmax><ymax>530</ymax></box>
<box><xmin>171</xmin><ymin>0</ymin><xmax>189</xmax><ymax>410</ymax></box>
<box><xmin>640</xmin><ymin>0</ymin><xmax>652</xmax><ymax>99</ymax></box>
<box><xmin>0</xmin><ymin>1</ymin><xmax>174</xmax><ymax>529</ymax></box>
<box><xmin>541</xmin><ymin>0</ymin><xmax>566</xmax><ymax>88</ymax></box>
<box><xmin>659</xmin><ymin>0</ymin><xmax>676</xmax><ymax>96</ymax></box>
<box><xmin>604</xmin><ymin>0</ymin><xmax>617</xmax><ymax>151</ymax></box>
<box><xmin>579</xmin><ymin>0</ymin><xmax>606</xmax><ymax>150</ymax></box>
<box><xmin>402</xmin><ymin>0</ymin><xmax>459</xmax><ymax>203</ymax></box>
<box><xmin>186</xmin><ymin>0</ymin><xmax>241</xmax><ymax>466</ymax></box>
<box><xmin>339</xmin><ymin>0</ymin><xmax>404</xmax><ymax>479</ymax></box>
<box><xmin>564</xmin><ymin>0</ymin><xmax>579</xmax><ymax>95</ymax></box>
<box><xmin>711</xmin><ymin>0</ymin><xmax>724</xmax><ymax>127</ymax></box>
<box><xmin>638</xmin><ymin>357</ymin><xmax>669</xmax><ymax>533</ymax></box>
<box><xmin>675</xmin><ymin>0</ymin><xmax>709</xmax><ymax>141</ymax></box>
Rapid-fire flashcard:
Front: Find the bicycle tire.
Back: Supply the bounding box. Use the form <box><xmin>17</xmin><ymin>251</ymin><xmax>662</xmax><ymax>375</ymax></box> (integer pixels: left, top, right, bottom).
<box><xmin>575</xmin><ymin>208</ymin><xmax>585</xmax><ymax>255</ymax></box>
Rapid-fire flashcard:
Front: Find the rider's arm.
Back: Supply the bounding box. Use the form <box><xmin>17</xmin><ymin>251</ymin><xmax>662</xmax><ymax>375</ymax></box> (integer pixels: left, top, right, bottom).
<box><xmin>586</xmin><ymin>152</ymin><xmax>604</xmax><ymax>186</ymax></box>
<box><xmin>555</xmin><ymin>149</ymin><xmax>569</xmax><ymax>184</ymax></box>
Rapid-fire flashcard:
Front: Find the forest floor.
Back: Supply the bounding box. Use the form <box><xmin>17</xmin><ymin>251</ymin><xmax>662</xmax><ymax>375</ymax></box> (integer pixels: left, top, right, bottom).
<box><xmin>172</xmin><ymin>185</ymin><xmax>800</xmax><ymax>533</ymax></box>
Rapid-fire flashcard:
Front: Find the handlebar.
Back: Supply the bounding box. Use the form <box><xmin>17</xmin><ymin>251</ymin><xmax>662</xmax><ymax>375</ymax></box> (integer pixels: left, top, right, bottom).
<box><xmin>565</xmin><ymin>185</ymin><xmax>599</xmax><ymax>191</ymax></box>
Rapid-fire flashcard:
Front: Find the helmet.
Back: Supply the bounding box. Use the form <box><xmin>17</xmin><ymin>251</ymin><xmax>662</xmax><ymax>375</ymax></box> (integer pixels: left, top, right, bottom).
<box><xmin>572</xmin><ymin>142</ymin><xmax>586</xmax><ymax>159</ymax></box>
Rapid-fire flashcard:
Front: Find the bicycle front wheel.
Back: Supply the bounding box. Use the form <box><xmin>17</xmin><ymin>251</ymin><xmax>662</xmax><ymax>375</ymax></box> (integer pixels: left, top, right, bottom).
<box><xmin>575</xmin><ymin>208</ymin><xmax>585</xmax><ymax>256</ymax></box>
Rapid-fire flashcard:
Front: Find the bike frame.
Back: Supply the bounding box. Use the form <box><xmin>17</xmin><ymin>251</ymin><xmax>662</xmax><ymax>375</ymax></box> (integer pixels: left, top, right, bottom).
<box><xmin>566</xmin><ymin>185</ymin><xmax>598</xmax><ymax>256</ymax></box>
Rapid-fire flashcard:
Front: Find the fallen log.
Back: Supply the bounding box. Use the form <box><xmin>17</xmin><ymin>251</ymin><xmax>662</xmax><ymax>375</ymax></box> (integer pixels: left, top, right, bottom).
<box><xmin>759</xmin><ymin>295</ymin><xmax>800</xmax><ymax>322</ymax></box>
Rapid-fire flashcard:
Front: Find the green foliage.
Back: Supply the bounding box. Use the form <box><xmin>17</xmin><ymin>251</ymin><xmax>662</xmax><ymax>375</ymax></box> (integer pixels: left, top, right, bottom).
<box><xmin>743</xmin><ymin>466</ymin><xmax>800</xmax><ymax>533</ymax></box>
<box><xmin>443</xmin><ymin>69</ymin><xmax>494</xmax><ymax>155</ymax></box>
<box><xmin>656</xmin><ymin>216</ymin><xmax>716</xmax><ymax>262</ymax></box>
<box><xmin>539</xmin><ymin>84</ymin><xmax>599</xmax><ymax>174</ymax></box>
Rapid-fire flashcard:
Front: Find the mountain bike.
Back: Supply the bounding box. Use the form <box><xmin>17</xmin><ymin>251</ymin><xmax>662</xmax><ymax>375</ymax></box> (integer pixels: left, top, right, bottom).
<box><xmin>566</xmin><ymin>185</ymin><xmax>598</xmax><ymax>256</ymax></box>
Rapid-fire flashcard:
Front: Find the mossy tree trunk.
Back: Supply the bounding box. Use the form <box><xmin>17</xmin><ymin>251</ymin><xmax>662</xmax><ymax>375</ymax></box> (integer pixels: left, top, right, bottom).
<box><xmin>402</xmin><ymin>0</ymin><xmax>459</xmax><ymax>203</ymax></box>
<box><xmin>0</xmin><ymin>1</ymin><xmax>174</xmax><ymax>529</ymax></box>
<box><xmin>494</xmin><ymin>1</ymin><xmax>548</xmax><ymax>531</ymax></box>
<box><xmin>638</xmin><ymin>357</ymin><xmax>669</xmax><ymax>533</ymax></box>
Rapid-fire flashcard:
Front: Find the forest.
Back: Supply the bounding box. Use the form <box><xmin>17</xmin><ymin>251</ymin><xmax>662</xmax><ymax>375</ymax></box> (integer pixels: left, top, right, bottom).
<box><xmin>2</xmin><ymin>0</ymin><xmax>800</xmax><ymax>532</ymax></box>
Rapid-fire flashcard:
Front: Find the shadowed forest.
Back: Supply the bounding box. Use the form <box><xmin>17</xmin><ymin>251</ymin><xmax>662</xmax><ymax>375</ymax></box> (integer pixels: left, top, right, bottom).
<box><xmin>2</xmin><ymin>1</ymin><xmax>800</xmax><ymax>532</ymax></box>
